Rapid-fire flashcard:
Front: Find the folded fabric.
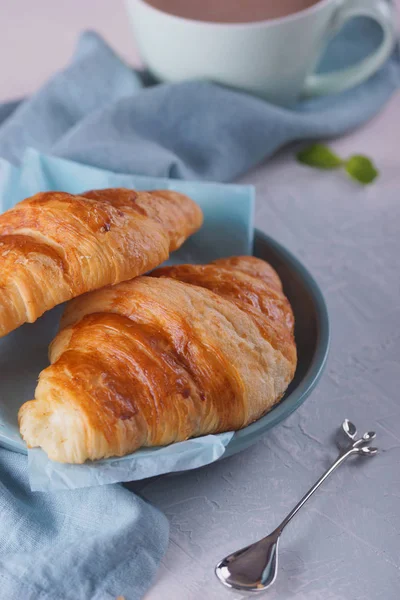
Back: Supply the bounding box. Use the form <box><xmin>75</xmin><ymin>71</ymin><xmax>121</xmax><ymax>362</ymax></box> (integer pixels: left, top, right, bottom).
<box><xmin>0</xmin><ymin>21</ymin><xmax>398</xmax><ymax>181</ymax></box>
<box><xmin>0</xmin><ymin>447</ymin><xmax>169</xmax><ymax>600</ymax></box>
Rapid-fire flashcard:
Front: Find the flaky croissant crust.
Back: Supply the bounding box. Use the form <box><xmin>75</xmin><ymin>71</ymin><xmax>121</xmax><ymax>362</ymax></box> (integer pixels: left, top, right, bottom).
<box><xmin>0</xmin><ymin>188</ymin><xmax>203</xmax><ymax>337</ymax></box>
<box><xmin>19</xmin><ymin>256</ymin><xmax>297</xmax><ymax>463</ymax></box>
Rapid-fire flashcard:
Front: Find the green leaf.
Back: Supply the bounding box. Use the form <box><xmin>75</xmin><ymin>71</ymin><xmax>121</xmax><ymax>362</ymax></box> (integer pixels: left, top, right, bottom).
<box><xmin>295</xmin><ymin>144</ymin><xmax>379</xmax><ymax>185</ymax></box>
<box><xmin>345</xmin><ymin>155</ymin><xmax>379</xmax><ymax>185</ymax></box>
<box><xmin>296</xmin><ymin>144</ymin><xmax>343</xmax><ymax>169</ymax></box>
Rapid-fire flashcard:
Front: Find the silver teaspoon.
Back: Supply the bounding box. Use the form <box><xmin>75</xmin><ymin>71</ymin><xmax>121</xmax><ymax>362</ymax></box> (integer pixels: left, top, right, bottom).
<box><xmin>215</xmin><ymin>420</ymin><xmax>378</xmax><ymax>593</ymax></box>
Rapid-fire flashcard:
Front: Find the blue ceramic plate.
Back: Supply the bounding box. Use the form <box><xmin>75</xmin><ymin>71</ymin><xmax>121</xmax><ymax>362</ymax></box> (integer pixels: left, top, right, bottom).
<box><xmin>0</xmin><ymin>229</ymin><xmax>329</xmax><ymax>457</ymax></box>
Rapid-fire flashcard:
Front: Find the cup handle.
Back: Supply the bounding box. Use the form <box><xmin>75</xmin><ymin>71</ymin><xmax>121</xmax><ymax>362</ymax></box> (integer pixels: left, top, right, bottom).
<box><xmin>303</xmin><ymin>0</ymin><xmax>397</xmax><ymax>97</ymax></box>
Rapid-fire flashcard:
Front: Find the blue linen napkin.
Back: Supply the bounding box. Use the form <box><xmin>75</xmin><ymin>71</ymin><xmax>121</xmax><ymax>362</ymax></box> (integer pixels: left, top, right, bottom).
<box><xmin>0</xmin><ymin>19</ymin><xmax>399</xmax><ymax>600</ymax></box>
<box><xmin>0</xmin><ymin>448</ymin><xmax>169</xmax><ymax>600</ymax></box>
<box><xmin>0</xmin><ymin>21</ymin><xmax>398</xmax><ymax>179</ymax></box>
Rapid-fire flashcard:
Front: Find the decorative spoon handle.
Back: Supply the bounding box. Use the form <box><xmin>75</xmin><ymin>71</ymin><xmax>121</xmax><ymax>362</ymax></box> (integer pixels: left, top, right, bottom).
<box><xmin>215</xmin><ymin>421</ymin><xmax>378</xmax><ymax>593</ymax></box>
<box><xmin>277</xmin><ymin>423</ymin><xmax>377</xmax><ymax>533</ymax></box>
<box><xmin>277</xmin><ymin>447</ymin><xmax>353</xmax><ymax>532</ymax></box>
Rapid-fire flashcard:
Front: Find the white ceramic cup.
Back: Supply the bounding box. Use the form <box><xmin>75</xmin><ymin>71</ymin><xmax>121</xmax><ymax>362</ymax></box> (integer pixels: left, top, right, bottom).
<box><xmin>125</xmin><ymin>0</ymin><xmax>397</xmax><ymax>105</ymax></box>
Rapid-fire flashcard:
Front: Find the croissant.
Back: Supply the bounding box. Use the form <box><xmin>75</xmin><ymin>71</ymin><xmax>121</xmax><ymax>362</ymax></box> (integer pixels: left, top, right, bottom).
<box><xmin>0</xmin><ymin>188</ymin><xmax>202</xmax><ymax>337</ymax></box>
<box><xmin>19</xmin><ymin>256</ymin><xmax>297</xmax><ymax>463</ymax></box>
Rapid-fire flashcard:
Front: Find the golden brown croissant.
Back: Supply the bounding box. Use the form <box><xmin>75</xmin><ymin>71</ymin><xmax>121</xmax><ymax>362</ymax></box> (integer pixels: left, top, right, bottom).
<box><xmin>0</xmin><ymin>188</ymin><xmax>202</xmax><ymax>337</ymax></box>
<box><xmin>19</xmin><ymin>256</ymin><xmax>297</xmax><ymax>463</ymax></box>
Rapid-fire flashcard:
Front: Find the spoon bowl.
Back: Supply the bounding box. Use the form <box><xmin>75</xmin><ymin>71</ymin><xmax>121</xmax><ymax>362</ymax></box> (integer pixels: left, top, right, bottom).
<box><xmin>216</xmin><ymin>532</ymin><xmax>280</xmax><ymax>592</ymax></box>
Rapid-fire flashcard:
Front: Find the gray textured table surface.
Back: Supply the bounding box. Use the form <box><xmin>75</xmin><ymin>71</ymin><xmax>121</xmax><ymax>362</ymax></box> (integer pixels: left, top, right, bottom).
<box><xmin>136</xmin><ymin>95</ymin><xmax>400</xmax><ymax>600</ymax></box>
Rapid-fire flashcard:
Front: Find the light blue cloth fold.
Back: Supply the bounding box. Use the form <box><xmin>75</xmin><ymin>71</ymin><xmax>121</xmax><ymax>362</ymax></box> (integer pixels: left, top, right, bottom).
<box><xmin>0</xmin><ymin>21</ymin><xmax>398</xmax><ymax>180</ymax></box>
<box><xmin>0</xmin><ymin>20</ymin><xmax>399</xmax><ymax>600</ymax></box>
<box><xmin>0</xmin><ymin>447</ymin><xmax>169</xmax><ymax>600</ymax></box>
